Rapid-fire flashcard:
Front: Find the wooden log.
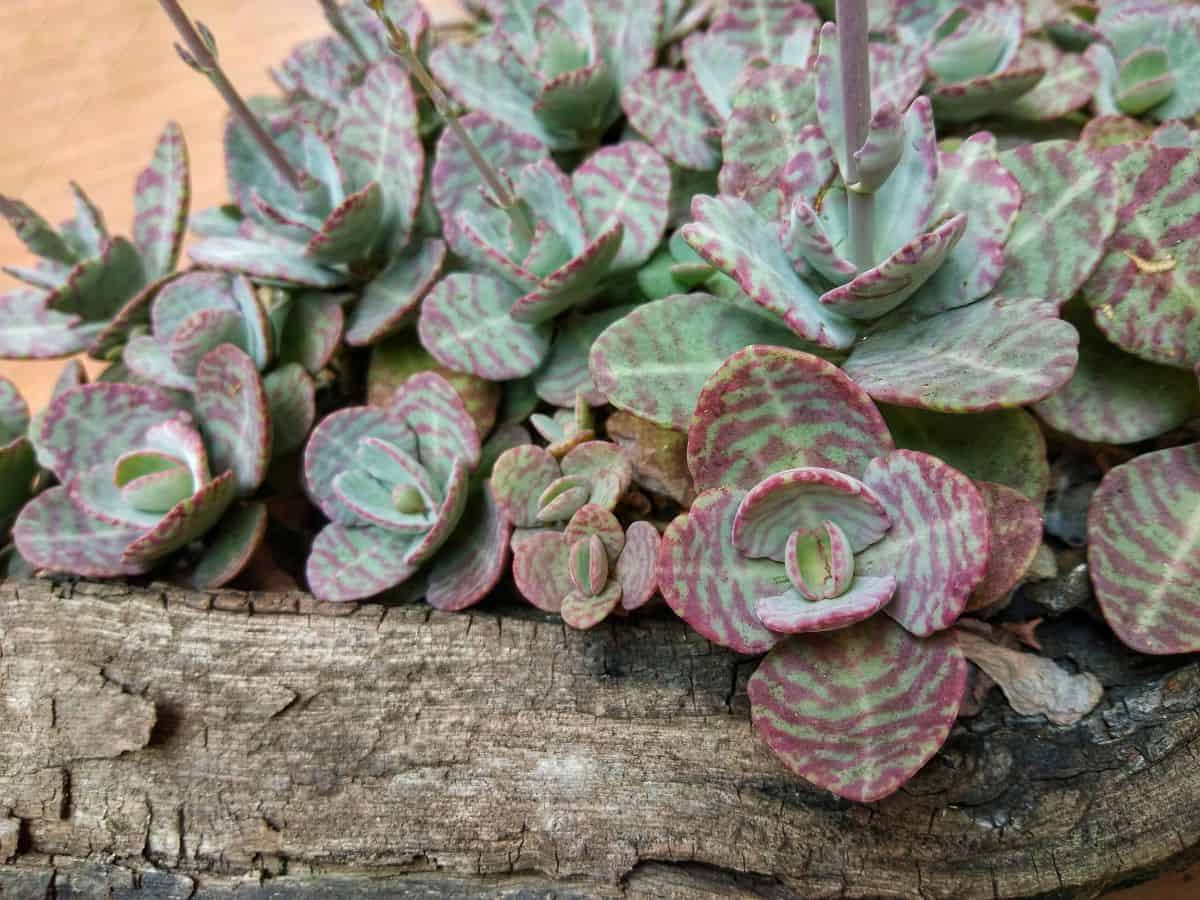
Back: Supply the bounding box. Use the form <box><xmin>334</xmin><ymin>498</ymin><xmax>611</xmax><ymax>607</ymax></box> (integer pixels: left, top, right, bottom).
<box><xmin>1</xmin><ymin>578</ymin><xmax>1197</xmax><ymax>898</ymax></box>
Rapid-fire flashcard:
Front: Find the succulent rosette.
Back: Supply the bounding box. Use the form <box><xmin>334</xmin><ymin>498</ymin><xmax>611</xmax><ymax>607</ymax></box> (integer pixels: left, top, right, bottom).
<box><xmin>512</xmin><ymin>503</ymin><xmax>661</xmax><ymax>629</ymax></box>
<box><xmin>0</xmin><ymin>123</ymin><xmax>190</xmax><ymax>360</ymax></box>
<box><xmin>429</xmin><ymin>0</ymin><xmax>662</xmax><ymax>150</ymax></box>
<box><xmin>418</xmin><ymin>114</ymin><xmax>669</xmax><ymax>381</ymax></box>
<box><xmin>658</xmin><ymin>346</ymin><xmax>991</xmax><ymax>801</ymax></box>
<box><xmin>192</xmin><ymin>59</ymin><xmax>448</xmax><ymax>350</ymax></box>
<box><xmin>14</xmin><ymin>345</ymin><xmax>274</xmax><ymax>586</ymax></box>
<box><xmin>302</xmin><ymin>372</ymin><xmax>512</xmax><ymax>606</ymax></box>
<box><xmin>1087</xmin><ymin>0</ymin><xmax>1200</xmax><ymax>121</ymax></box>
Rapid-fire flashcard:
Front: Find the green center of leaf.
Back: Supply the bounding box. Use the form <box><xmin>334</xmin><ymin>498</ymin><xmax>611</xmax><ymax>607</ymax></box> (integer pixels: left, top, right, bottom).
<box><xmin>391</xmin><ymin>484</ymin><xmax>427</xmax><ymax>515</ymax></box>
<box><xmin>784</xmin><ymin>521</ymin><xmax>854</xmax><ymax>601</ymax></box>
<box><xmin>113</xmin><ymin>450</ymin><xmax>195</xmax><ymax>513</ymax></box>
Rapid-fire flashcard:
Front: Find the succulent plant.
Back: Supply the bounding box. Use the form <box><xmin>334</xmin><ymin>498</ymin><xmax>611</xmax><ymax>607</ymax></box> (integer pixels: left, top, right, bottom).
<box><xmin>657</xmin><ymin>345</ymin><xmax>994</xmax><ymax>800</ymax></box>
<box><xmin>0</xmin><ymin>122</ymin><xmax>189</xmax><ymax>359</ymax></box>
<box><xmin>491</xmin><ymin>440</ymin><xmax>633</xmax><ymax>534</ymax></box>
<box><xmin>302</xmin><ymin>372</ymin><xmax>511</xmax><ymax>605</ymax></box>
<box><xmin>418</xmin><ymin>115</ymin><xmax>670</xmax><ymax>379</ymax></box>
<box><xmin>14</xmin><ymin>345</ymin><xmax>272</xmax><ymax>584</ymax></box>
<box><xmin>1087</xmin><ymin>0</ymin><xmax>1200</xmax><ymax>121</ymax></box>
<box><xmin>430</xmin><ymin>0</ymin><xmax>663</xmax><ymax>150</ymax></box>
<box><xmin>0</xmin><ymin>377</ymin><xmax>36</xmax><ymax>532</ymax></box>
<box><xmin>512</xmin><ymin>503</ymin><xmax>660</xmax><ymax>628</ymax></box>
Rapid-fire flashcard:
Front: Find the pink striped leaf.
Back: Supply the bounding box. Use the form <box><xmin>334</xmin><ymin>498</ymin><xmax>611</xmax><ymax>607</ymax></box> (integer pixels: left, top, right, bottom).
<box><xmin>968</xmin><ymin>483</ymin><xmax>1043</xmax><ymax>611</ymax></box>
<box><xmin>391</xmin><ymin>371</ymin><xmax>481</xmax><ymax>478</ymax></box>
<box><xmin>133</xmin><ymin>122</ymin><xmax>190</xmax><ymax>282</ymax></box>
<box><xmin>0</xmin><ymin>195</ymin><xmax>76</xmax><ymax>263</ymax></box>
<box><xmin>621</xmin><ymin>69</ymin><xmax>720</xmax><ymax>171</ymax></box>
<box><xmin>190</xmin><ymin>501</ymin><xmax>268</xmax><ymax>589</ymax></box>
<box><xmin>491</xmin><ymin>445</ymin><xmax>561</xmax><ymax>528</ymax></box>
<box><xmin>263</xmin><ymin>365</ymin><xmax>316</xmax><ymax>457</ymax></box>
<box><xmin>881</xmin><ymin>405</ymin><xmax>1049</xmax><ymax>504</ymax></box>
<box><xmin>572</xmin><ymin>143</ymin><xmax>670</xmax><ymax>271</ymax></box>
<box><xmin>306</xmin><ymin>522</ymin><xmax>423</xmax><ymax>602</ymax></box>
<box><xmin>45</xmin><ymin>237</ymin><xmax>146</xmax><ymax>321</ymax></box>
<box><xmin>190</xmin><ymin>237</ymin><xmax>348</xmax><ymax>288</ymax></box>
<box><xmin>426</xmin><ymin>484</ymin><xmax>513</xmax><ymax>612</ymax></box>
<box><xmin>563</xmin><ymin>504</ymin><xmax>625</xmax><ymax>561</ymax></box>
<box><xmin>194</xmin><ymin>345</ymin><xmax>271</xmax><ymax>497</ymax></box>
<box><xmin>856</xmin><ymin>450</ymin><xmax>989</xmax><ymax>637</ymax></box>
<box><xmin>508</xmin><ymin>224</ymin><xmax>623</xmax><ymax>324</ymax></box>
<box><xmin>991</xmin><ymin>141</ymin><xmax>1119</xmax><ymax>308</ymax></box>
<box><xmin>590</xmin><ymin>0</ymin><xmax>660</xmax><ymax>89</ymax></box>
<box><xmin>561</xmin><ymin>580</ymin><xmax>623</xmax><ymax>630</ymax></box>
<box><xmin>682</xmin><ymin>195</ymin><xmax>857</xmax><ymax>349</ymax></box>
<box><xmin>1033</xmin><ymin>301</ymin><xmax>1198</xmax><ymax>445</ymax></box>
<box><xmin>1088</xmin><ymin>442</ymin><xmax>1200</xmax><ymax>655</ymax></box>
<box><xmin>1009</xmin><ymin>39</ymin><xmax>1099</xmax><ymax>121</ymax></box>
<box><xmin>688</xmin><ymin>345</ymin><xmax>894</xmax><ymax>492</ymax></box>
<box><xmin>121</xmin><ymin>470</ymin><xmax>238</xmax><ymax>567</ymax></box>
<box><xmin>616</xmin><ymin>520</ymin><xmax>660</xmax><ymax>611</ymax></box>
<box><xmin>1083</xmin><ymin>144</ymin><xmax>1200</xmax><ymax>368</ymax></box>
<box><xmin>588</xmin><ymin>293</ymin><xmax>807</xmax><ymax>430</ymax></box>
<box><xmin>304</xmin><ymin>183</ymin><xmax>385</xmax><ymax>264</ymax></box>
<box><xmin>748</xmin><ymin>616</ymin><xmax>968</xmax><ymax>802</ymax></box>
<box><xmin>512</xmin><ymin>530</ymin><xmax>574</xmax><ymax>612</ymax></box>
<box><xmin>418</xmin><ymin>273</ymin><xmax>552</xmax><ymax>379</ymax></box>
<box><xmin>346</xmin><ymin>238</ymin><xmax>445</xmax><ymax>346</ymax></box>
<box><xmin>0</xmin><ymin>288</ymin><xmax>92</xmax><ymax>359</ymax></box>
<box><xmin>535</xmin><ymin>304</ymin><xmax>635</xmax><ymax>407</ymax></box>
<box><xmin>560</xmin><ymin>441</ymin><xmax>632</xmax><ymax>510</ymax></box>
<box><xmin>13</xmin><ymin>487</ymin><xmax>149</xmax><ymax>578</ymax></box>
<box><xmin>843</xmin><ymin>296</ymin><xmax>1079</xmax><ymax>413</ymax></box>
<box><xmin>279</xmin><ymin>292</ymin><xmax>345</xmax><ymax>374</ymax></box>
<box><xmin>657</xmin><ymin>487</ymin><xmax>785</xmax><ymax>655</ymax></box>
<box><xmin>756</xmin><ymin>575</ymin><xmax>896</xmax><ymax>634</ymax></box>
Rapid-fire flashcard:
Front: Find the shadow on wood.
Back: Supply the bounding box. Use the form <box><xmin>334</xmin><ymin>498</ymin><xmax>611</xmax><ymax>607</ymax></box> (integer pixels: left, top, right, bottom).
<box><xmin>0</xmin><ymin>579</ymin><xmax>1197</xmax><ymax>898</ymax></box>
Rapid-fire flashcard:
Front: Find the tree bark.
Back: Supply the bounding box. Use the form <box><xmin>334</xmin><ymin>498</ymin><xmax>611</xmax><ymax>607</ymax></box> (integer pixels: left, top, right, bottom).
<box><xmin>1</xmin><ymin>579</ymin><xmax>1197</xmax><ymax>899</ymax></box>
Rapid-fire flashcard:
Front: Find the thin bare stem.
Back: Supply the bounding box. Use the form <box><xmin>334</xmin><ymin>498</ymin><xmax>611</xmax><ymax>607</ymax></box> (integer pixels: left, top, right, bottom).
<box><xmin>158</xmin><ymin>0</ymin><xmax>305</xmax><ymax>189</ymax></box>
<box><xmin>836</xmin><ymin>0</ymin><xmax>874</xmax><ymax>271</ymax></box>
<box><xmin>319</xmin><ymin>0</ymin><xmax>372</xmax><ymax>65</ymax></box>
<box><xmin>365</xmin><ymin>0</ymin><xmax>533</xmax><ymax>242</ymax></box>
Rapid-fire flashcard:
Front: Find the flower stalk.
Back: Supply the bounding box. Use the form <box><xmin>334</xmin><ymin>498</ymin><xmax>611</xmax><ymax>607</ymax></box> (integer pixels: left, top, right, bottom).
<box><xmin>836</xmin><ymin>0</ymin><xmax>874</xmax><ymax>270</ymax></box>
<box><xmin>157</xmin><ymin>0</ymin><xmax>305</xmax><ymax>189</ymax></box>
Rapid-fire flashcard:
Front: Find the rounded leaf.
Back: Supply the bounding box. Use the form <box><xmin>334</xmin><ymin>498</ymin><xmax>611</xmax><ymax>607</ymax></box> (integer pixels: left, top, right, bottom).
<box><xmin>968</xmin><ymin>483</ymin><xmax>1043</xmax><ymax>611</ymax></box>
<box><xmin>563</xmin><ymin>504</ymin><xmax>625</xmax><ymax>561</ymax></box>
<box><xmin>426</xmin><ymin>484</ymin><xmax>513</xmax><ymax>612</ymax></box>
<box><xmin>748</xmin><ymin>617</ymin><xmax>968</xmax><ymax>802</ymax></box>
<box><xmin>616</xmin><ymin>520</ymin><xmax>660</xmax><ymax>611</ymax></box>
<box><xmin>688</xmin><ymin>345</ymin><xmax>894</xmax><ymax>493</ymax></box>
<box><xmin>756</xmin><ymin>574</ymin><xmax>897</xmax><ymax>634</ymax></box>
<box><xmin>561</xmin><ymin>580</ymin><xmax>623</xmax><ymax>630</ymax></box>
<box><xmin>303</xmin><ymin>407</ymin><xmax>416</xmax><ymax>524</ymax></box>
<box><xmin>491</xmin><ymin>444</ymin><xmax>560</xmax><ymax>528</ymax></box>
<box><xmin>572</xmin><ymin>142</ymin><xmax>671</xmax><ymax>270</ymax></box>
<box><xmin>190</xmin><ymin>501</ymin><xmax>268</xmax><ymax>589</ymax></box>
<box><xmin>857</xmin><ymin>451</ymin><xmax>989</xmax><ymax>637</ymax></box>
<box><xmin>13</xmin><ymin>486</ymin><xmax>148</xmax><ymax>578</ymax></box>
<box><xmin>561</xmin><ymin>441</ymin><xmax>632</xmax><ymax>510</ymax></box>
<box><xmin>512</xmin><ymin>530</ymin><xmax>574</xmax><ymax>613</ymax></box>
<box><xmin>194</xmin><ymin>344</ymin><xmax>271</xmax><ymax>496</ymax></box>
<box><xmin>345</xmin><ymin>238</ymin><xmax>446</xmax><ymax>346</ymax></box>
<box><xmin>306</xmin><ymin>522</ymin><xmax>422</xmax><ymax>602</ymax></box>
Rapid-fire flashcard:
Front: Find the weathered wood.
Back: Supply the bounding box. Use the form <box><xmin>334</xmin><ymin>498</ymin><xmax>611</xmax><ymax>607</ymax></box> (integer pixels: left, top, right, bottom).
<box><xmin>1</xmin><ymin>578</ymin><xmax>1197</xmax><ymax>899</ymax></box>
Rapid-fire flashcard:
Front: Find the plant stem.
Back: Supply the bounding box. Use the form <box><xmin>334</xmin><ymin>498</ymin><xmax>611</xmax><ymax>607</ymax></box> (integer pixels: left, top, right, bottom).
<box><xmin>157</xmin><ymin>0</ymin><xmax>305</xmax><ymax>190</ymax></box>
<box><xmin>365</xmin><ymin>0</ymin><xmax>533</xmax><ymax>243</ymax></box>
<box><xmin>837</xmin><ymin>0</ymin><xmax>874</xmax><ymax>271</ymax></box>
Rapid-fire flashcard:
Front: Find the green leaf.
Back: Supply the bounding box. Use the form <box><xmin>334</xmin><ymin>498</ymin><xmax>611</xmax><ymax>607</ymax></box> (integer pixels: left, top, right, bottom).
<box><xmin>133</xmin><ymin>121</ymin><xmax>191</xmax><ymax>281</ymax></box>
<box><xmin>191</xmin><ymin>501</ymin><xmax>268</xmax><ymax>589</ymax></box>
<box><xmin>0</xmin><ymin>195</ymin><xmax>76</xmax><ymax>264</ymax></box>
<box><xmin>194</xmin><ymin>345</ymin><xmax>271</xmax><ymax>497</ymax></box>
<box><xmin>621</xmin><ymin>69</ymin><xmax>720</xmax><ymax>171</ymax></box>
<box><xmin>572</xmin><ymin>142</ymin><xmax>671</xmax><ymax>271</ymax></box>
<box><xmin>345</xmin><ymin>239</ymin><xmax>445</xmax><ymax>346</ymax></box>
<box><xmin>46</xmin><ymin>237</ymin><xmax>146</xmax><ymax>322</ymax></box>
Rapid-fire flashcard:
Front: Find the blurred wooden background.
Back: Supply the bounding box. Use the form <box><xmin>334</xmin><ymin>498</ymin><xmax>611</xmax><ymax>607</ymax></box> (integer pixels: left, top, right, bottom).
<box><xmin>0</xmin><ymin>4</ymin><xmax>1195</xmax><ymax>896</ymax></box>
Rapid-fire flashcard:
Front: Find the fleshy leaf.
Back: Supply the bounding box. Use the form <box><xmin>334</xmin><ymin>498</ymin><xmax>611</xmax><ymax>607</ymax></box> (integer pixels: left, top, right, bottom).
<box><xmin>683</xmin><ymin>195</ymin><xmax>857</xmax><ymax>349</ymax></box>
<box><xmin>814</xmin><ymin>23</ymin><xmax>850</xmax><ymax>177</ymax></box>
<box><xmin>756</xmin><ymin>575</ymin><xmax>896</xmax><ymax>633</ymax></box>
<box><xmin>121</xmin><ymin>470</ymin><xmax>237</xmax><ymax>567</ymax></box>
<box><xmin>1083</xmin><ymin>144</ymin><xmax>1200</xmax><ymax>368</ymax></box>
<box><xmin>535</xmin><ymin>305</ymin><xmax>635</xmax><ymax>407</ymax></box>
<box><xmin>134</xmin><ymin>121</ymin><xmax>190</xmax><ymax>281</ymax></box>
<box><xmin>559</xmin><ymin>441</ymin><xmax>632</xmax><ymax>509</ymax></box>
<box><xmin>391</xmin><ymin>371</ymin><xmax>482</xmax><ymax>482</ymax></box>
<box><xmin>732</xmin><ymin>468</ymin><xmax>891</xmax><ymax>560</ymax></box>
<box><xmin>880</xmin><ymin>405</ymin><xmax>1049</xmax><ymax>504</ymax></box>
<box><xmin>872</xmin><ymin>98</ymin><xmax>940</xmax><ymax>262</ymax></box>
<box><xmin>561</xmin><ymin>580</ymin><xmax>623</xmax><ymax>629</ymax></box>
<box><xmin>589</xmin><ymin>293</ymin><xmax>808</xmax><ymax>430</ymax></box>
<box><xmin>491</xmin><ymin>444</ymin><xmax>561</xmax><ymax>528</ymax></box>
<box><xmin>748</xmin><ymin>617</ymin><xmax>967</xmax><ymax>803</ymax></box>
<box><xmin>306</xmin><ymin>522</ymin><xmax>422</xmax><ymax>602</ymax></box>
<box><xmin>0</xmin><ymin>288</ymin><xmax>91</xmax><ymax>359</ymax></box>
<box><xmin>345</xmin><ymin>239</ymin><xmax>445</xmax><ymax>346</ymax></box>
<box><xmin>843</xmin><ymin>297</ymin><xmax>1079</xmax><ymax>413</ymax></box>
<box><xmin>857</xmin><ymin>450</ymin><xmax>989</xmax><ymax>637</ymax></box>
<box><xmin>263</xmin><ymin>365</ymin><xmax>317</xmax><ymax>457</ymax></box>
<box><xmin>419</xmin><ymin>274</ymin><xmax>552</xmax><ymax>380</ymax></box>
<box><xmin>992</xmin><ymin>141</ymin><xmax>1119</xmax><ymax>307</ymax></box>
<box><xmin>563</xmin><ymin>504</ymin><xmax>626</xmax><ymax>562</ymax></box>
<box><xmin>46</xmin><ymin>237</ymin><xmax>146</xmax><ymax>321</ymax></box>
<box><xmin>507</xmin><ymin>225</ymin><xmax>624</xmax><ymax>324</ymax></box>
<box><xmin>194</xmin><ymin>345</ymin><xmax>271</xmax><ymax>496</ymax></box>
<box><xmin>968</xmin><ymin>483</ymin><xmax>1043</xmax><ymax>611</ymax></box>
<box><xmin>336</xmin><ymin>60</ymin><xmax>423</xmax><ymax>243</ymax></box>
<box><xmin>688</xmin><ymin>345</ymin><xmax>894</xmax><ymax>492</ymax></box>
<box><xmin>1034</xmin><ymin>300</ymin><xmax>1198</xmax><ymax>444</ymax></box>
<box><xmin>572</xmin><ymin>143</ymin><xmax>670</xmax><ymax>270</ymax></box>
<box><xmin>512</xmin><ymin>530</ymin><xmax>574</xmax><ymax>612</ymax></box>
<box><xmin>621</xmin><ymin>69</ymin><xmax>719</xmax><ymax>171</ymax></box>
<box><xmin>1009</xmin><ymin>39</ymin><xmax>1099</xmax><ymax>121</ymax></box>
<box><xmin>34</xmin><ymin>382</ymin><xmax>178</xmax><ymax>481</ymax></box>
<box><xmin>13</xmin><ymin>487</ymin><xmax>148</xmax><ymax>577</ymax></box>
<box><xmin>303</xmin><ymin>183</ymin><xmax>385</xmax><ymax>264</ymax></box>
<box><xmin>280</xmin><ymin>292</ymin><xmax>344</xmax><ymax>374</ymax></box>
<box><xmin>657</xmin><ymin>487</ymin><xmax>783</xmax><ymax>655</ymax></box>
<box><xmin>1088</xmin><ymin>443</ymin><xmax>1200</xmax><ymax>655</ymax></box>
<box><xmin>0</xmin><ymin>196</ymin><xmax>76</xmax><ymax>264</ymax></box>
<box><xmin>616</xmin><ymin>521</ymin><xmax>660</xmax><ymax>611</ymax></box>
<box><xmin>190</xmin><ymin>237</ymin><xmax>348</xmax><ymax>288</ymax></box>
<box><xmin>191</xmin><ymin>501</ymin><xmax>268</xmax><ymax>589</ymax></box>
<box><xmin>426</xmin><ymin>485</ymin><xmax>513</xmax><ymax>612</ymax></box>
<box><xmin>303</xmin><ymin>407</ymin><xmax>416</xmax><ymax>524</ymax></box>
<box><xmin>590</xmin><ymin>0</ymin><xmax>660</xmax><ymax>90</ymax></box>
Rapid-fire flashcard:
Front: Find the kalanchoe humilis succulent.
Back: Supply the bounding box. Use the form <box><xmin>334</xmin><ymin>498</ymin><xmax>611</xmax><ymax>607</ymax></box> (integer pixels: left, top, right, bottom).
<box><xmin>0</xmin><ymin>377</ymin><xmax>37</xmax><ymax>532</ymax></box>
<box><xmin>0</xmin><ymin>122</ymin><xmax>189</xmax><ymax>359</ymax></box>
<box><xmin>512</xmin><ymin>503</ymin><xmax>661</xmax><ymax>629</ymax></box>
<box><xmin>302</xmin><ymin>372</ymin><xmax>511</xmax><ymax>605</ymax></box>
<box><xmin>419</xmin><ymin>112</ymin><xmax>670</xmax><ymax>379</ymax></box>
<box><xmin>658</xmin><ymin>346</ymin><xmax>990</xmax><ymax>800</ymax></box>
<box><xmin>13</xmin><ymin>345</ymin><xmax>272</xmax><ymax>585</ymax></box>
<box><xmin>1087</xmin><ymin>0</ymin><xmax>1200</xmax><ymax>121</ymax></box>
<box><xmin>430</xmin><ymin>0</ymin><xmax>662</xmax><ymax>150</ymax></box>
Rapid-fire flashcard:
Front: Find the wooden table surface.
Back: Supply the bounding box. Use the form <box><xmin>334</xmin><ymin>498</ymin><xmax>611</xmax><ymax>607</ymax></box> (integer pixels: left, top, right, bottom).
<box><xmin>0</xmin><ymin>3</ymin><xmax>1194</xmax><ymax>896</ymax></box>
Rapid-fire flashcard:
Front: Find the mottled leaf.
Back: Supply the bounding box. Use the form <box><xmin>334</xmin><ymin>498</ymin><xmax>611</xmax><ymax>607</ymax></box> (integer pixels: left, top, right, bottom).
<box><xmin>304</xmin><ymin>407</ymin><xmax>415</xmax><ymax>524</ymax></box>
<box><xmin>121</xmin><ymin>469</ymin><xmax>237</xmax><ymax>567</ymax></box>
<box><xmin>307</xmin><ymin>522</ymin><xmax>422</xmax><ymax>602</ymax></box>
<box><xmin>345</xmin><ymin>238</ymin><xmax>445</xmax><ymax>346</ymax></box>
<box><xmin>688</xmin><ymin>345</ymin><xmax>894</xmax><ymax>492</ymax></box>
<box><xmin>492</xmin><ymin>444</ymin><xmax>561</xmax><ymax>529</ymax></box>
<box><xmin>621</xmin><ymin>69</ymin><xmax>719</xmax><ymax>171</ymax></box>
<box><xmin>561</xmin><ymin>580</ymin><xmax>623</xmax><ymax>629</ymax></box>
<box><xmin>0</xmin><ymin>288</ymin><xmax>91</xmax><ymax>359</ymax></box>
<box><xmin>263</xmin><ymin>365</ymin><xmax>316</xmax><ymax>456</ymax></box>
<box><xmin>535</xmin><ymin>305</ymin><xmax>634</xmax><ymax>407</ymax></box>
<box><xmin>756</xmin><ymin>575</ymin><xmax>897</xmax><ymax>634</ymax></box>
<box><xmin>190</xmin><ymin>237</ymin><xmax>348</xmax><ymax>288</ymax></box>
<box><xmin>657</xmin><ymin>487</ymin><xmax>784</xmax><ymax>654</ymax></box>
<box><xmin>0</xmin><ymin>195</ymin><xmax>75</xmax><ymax>264</ymax></box>
<box><xmin>1009</xmin><ymin>39</ymin><xmax>1099</xmax><ymax>121</ymax></box>
<box><xmin>426</xmin><ymin>484</ymin><xmax>513</xmax><ymax>611</ymax></box>
<box><xmin>191</xmin><ymin>501</ymin><xmax>268</xmax><ymax>589</ymax></box>
<box><xmin>13</xmin><ymin>486</ymin><xmax>148</xmax><ymax>577</ymax></box>
<box><xmin>1088</xmin><ymin>443</ymin><xmax>1200</xmax><ymax>655</ymax></box>
<box><xmin>512</xmin><ymin>529</ymin><xmax>574</xmax><ymax>612</ymax></box>
<box><xmin>968</xmin><ymin>483</ymin><xmax>1043</xmax><ymax>611</ymax></box>
<box><xmin>572</xmin><ymin>143</ymin><xmax>670</xmax><ymax>270</ymax></box>
<box><xmin>194</xmin><ymin>345</ymin><xmax>271</xmax><ymax>496</ymax></box>
<box><xmin>616</xmin><ymin>520</ymin><xmax>660</xmax><ymax>611</ymax></box>
<box><xmin>508</xmin><ymin>225</ymin><xmax>623</xmax><ymax>324</ymax></box>
<box><xmin>280</xmin><ymin>292</ymin><xmax>344</xmax><ymax>374</ymax></box>
<box><xmin>857</xmin><ymin>450</ymin><xmax>989</xmax><ymax>637</ymax></box>
<box><xmin>45</xmin><ymin>237</ymin><xmax>146</xmax><ymax>321</ymax></box>
<box><xmin>560</xmin><ymin>441</ymin><xmax>632</xmax><ymax>509</ymax></box>
<box><xmin>133</xmin><ymin>121</ymin><xmax>190</xmax><ymax>281</ymax></box>
<box><xmin>748</xmin><ymin>617</ymin><xmax>967</xmax><ymax>802</ymax></box>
